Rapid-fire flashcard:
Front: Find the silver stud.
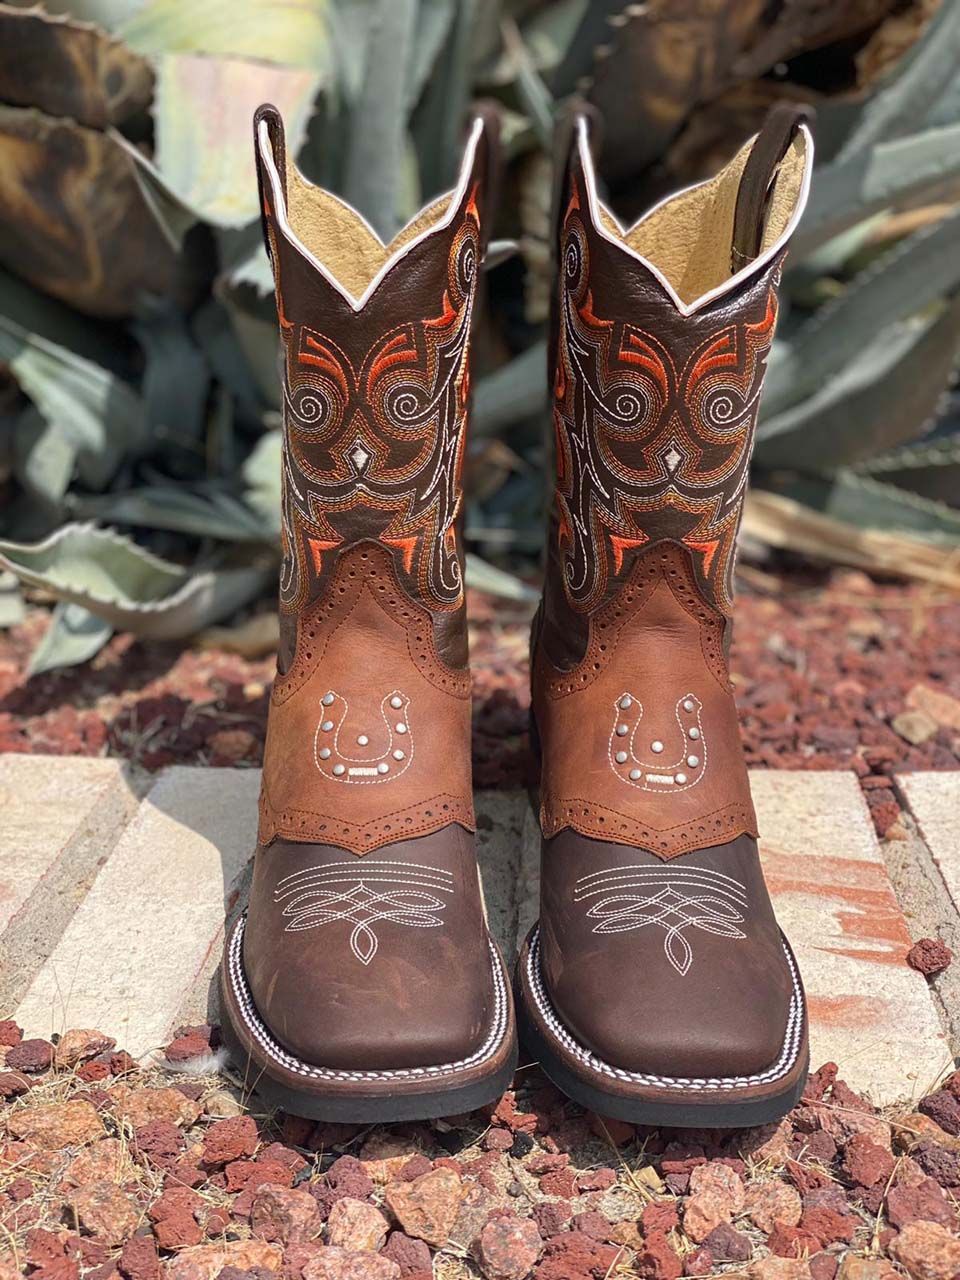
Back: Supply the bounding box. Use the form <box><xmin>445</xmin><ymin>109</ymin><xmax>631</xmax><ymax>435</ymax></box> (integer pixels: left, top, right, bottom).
<box><xmin>357</xmin><ymin>734</ymin><xmax>369</xmax><ymax>746</ymax></box>
<box><xmin>322</xmin><ymin>692</ymin><xmax>335</xmax><ymax>706</ymax></box>
<box><xmin>396</xmin><ymin>722</ymin><xmax>407</xmax><ymax>734</ymax></box>
<box><xmin>616</xmin><ymin>723</ymin><xmax>628</xmax><ymax>737</ymax></box>
<box><xmin>675</xmin><ymin>772</ymin><xmax>687</xmax><ymax>784</ymax></box>
<box><xmin>651</xmin><ymin>740</ymin><xmax>664</xmax><ymax>754</ymax></box>
<box><xmin>333</xmin><ymin>764</ymin><xmax>345</xmax><ymax>776</ymax></box>
<box><xmin>319</xmin><ymin>747</ymin><xmax>331</xmax><ymax>760</ymax></box>
<box><xmin>687</xmin><ymin>755</ymin><xmax>699</xmax><ymax>767</ymax></box>
<box><xmin>390</xmin><ymin>695</ymin><xmax>403</xmax><ymax>709</ymax></box>
<box><xmin>683</xmin><ymin>699</ymin><xmax>694</xmax><ymax>713</ymax></box>
<box><xmin>321</xmin><ymin>720</ymin><xmax>334</xmax><ymax>732</ymax></box>
<box><xmin>615</xmin><ymin>750</ymin><xmax>627</xmax><ymax>764</ymax></box>
<box><xmin>393</xmin><ymin>749</ymin><xmax>405</xmax><ymax>761</ymax></box>
<box><xmin>629</xmin><ymin>768</ymin><xmax>642</xmax><ymax>781</ymax></box>
<box><xmin>689</xmin><ymin>727</ymin><xmax>700</xmax><ymax>740</ymax></box>
<box><xmin>619</xmin><ymin>695</ymin><xmax>632</xmax><ymax>710</ymax></box>
<box><xmin>377</xmin><ymin>762</ymin><xmax>389</xmax><ymax>774</ymax></box>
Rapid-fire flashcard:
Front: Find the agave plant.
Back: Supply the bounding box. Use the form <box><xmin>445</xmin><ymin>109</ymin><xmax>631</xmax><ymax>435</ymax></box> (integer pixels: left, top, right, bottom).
<box><xmin>0</xmin><ymin>0</ymin><xmax>958</xmax><ymax>672</ymax></box>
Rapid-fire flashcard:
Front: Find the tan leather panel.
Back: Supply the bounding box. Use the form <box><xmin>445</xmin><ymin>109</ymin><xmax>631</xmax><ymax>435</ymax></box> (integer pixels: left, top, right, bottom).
<box><xmin>259</xmin><ymin>544</ymin><xmax>474</xmax><ymax>854</ymax></box>
<box><xmin>533</xmin><ymin>543</ymin><xmax>757</xmax><ymax>858</ymax></box>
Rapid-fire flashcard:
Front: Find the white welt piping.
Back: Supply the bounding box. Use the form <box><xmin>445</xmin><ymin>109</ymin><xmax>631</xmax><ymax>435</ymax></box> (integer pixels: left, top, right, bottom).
<box><xmin>577</xmin><ymin>117</ymin><xmax>815</xmax><ymax>318</ymax></box>
<box><xmin>258</xmin><ymin>115</ymin><xmax>484</xmax><ymax>314</ymax></box>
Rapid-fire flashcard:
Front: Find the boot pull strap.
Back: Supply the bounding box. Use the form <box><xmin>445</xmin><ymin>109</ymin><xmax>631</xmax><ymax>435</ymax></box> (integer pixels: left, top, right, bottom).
<box><xmin>470</xmin><ymin>100</ymin><xmax>503</xmax><ymax>259</ymax></box>
<box><xmin>253</xmin><ymin>102</ymin><xmax>287</xmax><ymax>260</ymax></box>
<box><xmin>731</xmin><ymin>103</ymin><xmax>811</xmax><ymax>270</ymax></box>
<box><xmin>550</xmin><ymin>100</ymin><xmax>601</xmax><ymax>259</ymax></box>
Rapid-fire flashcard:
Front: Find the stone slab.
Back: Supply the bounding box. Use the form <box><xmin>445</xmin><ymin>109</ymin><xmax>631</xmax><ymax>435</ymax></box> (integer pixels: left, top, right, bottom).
<box><xmin>753</xmin><ymin>771</ymin><xmax>950</xmax><ymax>1105</ymax></box>
<box><xmin>898</xmin><ymin>772</ymin><xmax>960</xmax><ymax>908</ymax></box>
<box><xmin>15</xmin><ymin>766</ymin><xmax>260</xmax><ymax>1058</ymax></box>
<box><xmin>0</xmin><ymin>755</ymin><xmax>140</xmax><ymax>1013</ymax></box>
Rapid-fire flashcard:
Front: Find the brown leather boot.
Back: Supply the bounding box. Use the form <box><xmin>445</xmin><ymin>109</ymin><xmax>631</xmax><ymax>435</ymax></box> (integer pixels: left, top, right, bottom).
<box><xmin>220</xmin><ymin>104</ymin><xmax>517</xmax><ymax>1121</ymax></box>
<box><xmin>518</xmin><ymin>106</ymin><xmax>814</xmax><ymax>1126</ymax></box>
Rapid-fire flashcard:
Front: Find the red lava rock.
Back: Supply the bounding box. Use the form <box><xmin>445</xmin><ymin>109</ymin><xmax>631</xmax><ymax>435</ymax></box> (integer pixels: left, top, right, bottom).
<box><xmin>0</xmin><ymin>1020</ymin><xmax>22</xmax><ymax>1047</ymax></box>
<box><xmin>380</xmin><ymin>1231</ymin><xmax>431</xmax><ymax>1277</ymax></box>
<box><xmin>634</xmin><ymin>1230</ymin><xmax>682</xmax><ymax>1280</ymax></box>
<box><xmin>68</xmin><ymin>1180</ymin><xmax>138</xmax><ymax>1245</ymax></box>
<box><xmin>477</xmin><ymin>1215</ymin><xmax>543</xmax><ymax>1279</ymax></box>
<box><xmin>913</xmin><ymin>1139</ymin><xmax>960</xmax><ymax>1187</ymax></box>
<box><xmin>803</xmin><ymin>1063</ymin><xmax>839</xmax><ymax>1103</ymax></box>
<box><xmin>799</xmin><ymin>1204</ymin><xmax>856</xmax><ymax>1245</ymax></box>
<box><xmin>302</xmin><ymin>1248</ymin><xmax>400</xmax><ymax>1280</ymax></box>
<box><xmin>384</xmin><ymin>1168</ymin><xmax>463</xmax><ymax>1248</ymax></box>
<box><xmin>0</xmin><ymin>1070</ymin><xmax>31</xmax><ymax>1099</ymax></box>
<box><xmin>399</xmin><ymin>1155</ymin><xmax>433</xmax><ymax>1181</ymax></box>
<box><xmin>316</xmin><ymin>1155</ymin><xmax>374</xmax><ymax>1211</ymax></box>
<box><xmin>153</xmin><ymin>1209</ymin><xmax>203</xmax><ymax>1250</ymax></box>
<box><xmin>26</xmin><ymin>1228</ymin><xmax>66</xmax><ymax>1268</ymax></box>
<box><xmin>886</xmin><ymin>1175</ymin><xmax>956</xmax><ymax>1229</ymax></box>
<box><xmin>571</xmin><ymin>1212</ymin><xmax>610</xmax><ymax>1242</ymax></box>
<box><xmin>919</xmin><ymin>1089</ymin><xmax>960</xmax><ymax>1137</ymax></box>
<box><xmin>163</xmin><ymin>1033</ymin><xmax>213</xmax><ymax>1063</ymax></box>
<box><xmin>325</xmin><ymin>1197</ymin><xmax>389</xmax><ymax>1252</ymax></box>
<box><xmin>483</xmin><ymin>1128</ymin><xmax>514</xmax><ymax>1153</ymax></box>
<box><xmin>797</xmin><ymin>1130</ymin><xmax>839</xmax><ymax>1166</ymax></box>
<box><xmin>76</xmin><ymin>1060</ymin><xmax>111</xmax><ymax>1084</ymax></box>
<box><xmin>202</xmin><ymin>1116</ymin><xmax>259</xmax><ymax>1166</ymax></box>
<box><xmin>533</xmin><ymin>1230</ymin><xmax>619</xmax><ymax>1280</ymax></box>
<box><xmin>575</xmin><ymin>1168</ymin><xmax>616</xmax><ymax>1192</ymax></box>
<box><xmin>538</xmin><ymin>1168</ymin><xmax>578</xmax><ymax>1199</ymax></box>
<box><xmin>227</xmin><ymin>1159</ymin><xmax>294</xmax><ymax>1197</ymax></box>
<box><xmin>681</xmin><ymin>1247</ymin><xmax>713</xmax><ymax>1277</ymax></box>
<box><xmin>55</xmin><ymin>1030</ymin><xmax>116</xmax><ymax>1068</ymax></box>
<box><xmin>118</xmin><ymin>1235</ymin><xmax>161</xmax><ymax>1280</ymax></box>
<box><xmin>843</xmin><ymin>1133</ymin><xmax>896</xmax><ymax>1187</ymax></box>
<box><xmin>6</xmin><ymin>1038</ymin><xmax>54</xmax><ymax>1073</ymax></box>
<box><xmin>766</xmin><ymin>1222</ymin><xmax>823</xmax><ymax>1258</ymax></box>
<box><xmin>134</xmin><ymin>1119</ymin><xmax>184</xmax><ymax>1165</ymax></box>
<box><xmin>491</xmin><ymin>1092</ymin><xmax>538</xmax><ymax>1136</ymax></box>
<box><xmin>530</xmin><ymin>1201</ymin><xmax>571</xmax><ymax>1240</ymax></box>
<box><xmin>702</xmin><ymin>1222</ymin><xmax>751</xmax><ymax>1262</ymax></box>
<box><xmin>891</xmin><ymin>1219</ymin><xmax>960</xmax><ymax>1279</ymax></box>
<box><xmin>642</xmin><ymin>1200</ymin><xmax>678</xmax><ymax>1236</ymax></box>
<box><xmin>109</xmin><ymin>1052</ymin><xmax>137</xmax><ymax>1076</ymax></box>
<box><xmin>250</xmin><ymin>1185</ymin><xmax>322</xmax><ymax>1245</ymax></box>
<box><xmin>525</xmin><ymin>1153</ymin><xmax>568</xmax><ymax>1175</ymax></box>
<box><xmin>808</xmin><ymin>1255</ymin><xmax>838</xmax><ymax>1280</ymax></box>
<box><xmin>907</xmin><ymin>938</ymin><xmax>953</xmax><ymax>976</ymax></box>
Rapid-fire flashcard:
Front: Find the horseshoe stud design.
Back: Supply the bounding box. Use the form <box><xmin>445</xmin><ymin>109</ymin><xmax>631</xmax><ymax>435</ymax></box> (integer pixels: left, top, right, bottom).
<box><xmin>608</xmin><ymin>692</ymin><xmax>705</xmax><ymax>792</ymax></box>
<box><xmin>314</xmin><ymin>689</ymin><xmax>413</xmax><ymax>784</ymax></box>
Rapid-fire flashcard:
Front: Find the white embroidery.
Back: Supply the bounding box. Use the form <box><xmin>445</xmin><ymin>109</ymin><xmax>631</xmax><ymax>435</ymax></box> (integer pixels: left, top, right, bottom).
<box><xmin>608</xmin><ymin>692</ymin><xmax>705</xmax><ymax>791</ymax></box>
<box><xmin>574</xmin><ymin>864</ymin><xmax>747</xmax><ymax>976</ymax></box>
<box><xmin>274</xmin><ymin>861</ymin><xmax>454</xmax><ymax>964</ymax></box>
<box><xmin>314</xmin><ymin>690</ymin><xmax>413</xmax><ymax>784</ymax></box>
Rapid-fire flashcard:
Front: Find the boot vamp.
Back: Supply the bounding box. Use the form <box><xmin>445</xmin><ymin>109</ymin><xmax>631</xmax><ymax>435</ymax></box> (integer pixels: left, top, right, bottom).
<box><xmin>243</xmin><ymin>825</ymin><xmax>494</xmax><ymax>1070</ymax></box>
<box><xmin>540</xmin><ymin>830</ymin><xmax>794</xmax><ymax>1078</ymax></box>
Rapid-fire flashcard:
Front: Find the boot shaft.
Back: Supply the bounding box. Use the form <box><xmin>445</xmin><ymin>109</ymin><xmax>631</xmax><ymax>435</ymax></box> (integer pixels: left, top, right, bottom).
<box><xmin>253</xmin><ymin>106</ymin><xmax>499</xmax><ymax>854</ymax></box>
<box><xmin>533</xmin><ymin>108</ymin><xmax>813</xmax><ymax>857</ymax></box>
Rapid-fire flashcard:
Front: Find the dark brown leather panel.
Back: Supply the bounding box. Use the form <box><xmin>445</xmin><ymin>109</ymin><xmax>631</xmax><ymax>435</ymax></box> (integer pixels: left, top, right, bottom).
<box><xmin>539</xmin><ymin>829</ymin><xmax>794</xmax><ymax>1077</ymax></box>
<box><xmin>243</xmin><ymin>825</ymin><xmax>494</xmax><ymax>1071</ymax></box>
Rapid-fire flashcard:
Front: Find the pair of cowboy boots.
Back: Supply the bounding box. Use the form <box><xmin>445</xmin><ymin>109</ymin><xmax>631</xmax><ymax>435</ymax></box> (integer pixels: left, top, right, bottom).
<box><xmin>220</xmin><ymin>99</ymin><xmax>814</xmax><ymax>1127</ymax></box>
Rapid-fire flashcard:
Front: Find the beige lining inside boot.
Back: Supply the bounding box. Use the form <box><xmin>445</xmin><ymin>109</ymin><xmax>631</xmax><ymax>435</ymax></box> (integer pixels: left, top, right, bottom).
<box><xmin>595</xmin><ymin>130</ymin><xmax>809</xmax><ymax>306</ymax></box>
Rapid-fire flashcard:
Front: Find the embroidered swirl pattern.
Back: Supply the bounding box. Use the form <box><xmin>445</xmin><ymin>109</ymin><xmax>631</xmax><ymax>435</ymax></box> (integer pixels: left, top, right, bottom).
<box><xmin>574</xmin><ymin>864</ymin><xmax>748</xmax><ymax>976</ymax></box>
<box><xmin>274</xmin><ymin>192</ymin><xmax>481</xmax><ymax>614</ymax></box>
<box><xmin>553</xmin><ymin>179</ymin><xmax>778</xmax><ymax>616</ymax></box>
<box><xmin>274</xmin><ymin>861</ymin><xmax>454</xmax><ymax>965</ymax></box>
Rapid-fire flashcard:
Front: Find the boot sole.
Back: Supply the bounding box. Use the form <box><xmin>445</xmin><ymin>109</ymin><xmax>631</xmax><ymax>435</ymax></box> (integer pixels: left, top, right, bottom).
<box><xmin>516</xmin><ymin>925</ymin><xmax>808</xmax><ymax>1128</ymax></box>
<box><xmin>220</xmin><ymin>913</ymin><xmax>518</xmax><ymax>1123</ymax></box>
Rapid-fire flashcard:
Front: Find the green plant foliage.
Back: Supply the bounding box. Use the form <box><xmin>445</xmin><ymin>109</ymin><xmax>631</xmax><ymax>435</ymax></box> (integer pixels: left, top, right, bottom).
<box><xmin>0</xmin><ymin>0</ymin><xmax>959</xmax><ymax>669</ymax></box>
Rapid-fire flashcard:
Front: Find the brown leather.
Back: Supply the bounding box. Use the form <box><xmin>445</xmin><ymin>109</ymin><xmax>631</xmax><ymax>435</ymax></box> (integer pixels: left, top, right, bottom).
<box><xmin>233</xmin><ymin>104</ymin><xmax>515</xmax><ymax>1088</ymax></box>
<box><xmin>525</xmin><ymin>107</ymin><xmax>812</xmax><ymax>1110</ymax></box>
<box><xmin>538</xmin><ymin>831</ymin><xmax>794</xmax><ymax>1077</ymax></box>
<box><xmin>258</xmin><ymin>542</ymin><xmax>474</xmax><ymax>854</ymax></box>
<box><xmin>534</xmin><ymin>542</ymin><xmax>757</xmax><ymax>858</ymax></box>
<box><xmin>243</xmin><ymin>826</ymin><xmax>492</xmax><ymax>1071</ymax></box>
<box><xmin>732</xmin><ymin>103</ymin><xmax>811</xmax><ymax>269</ymax></box>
